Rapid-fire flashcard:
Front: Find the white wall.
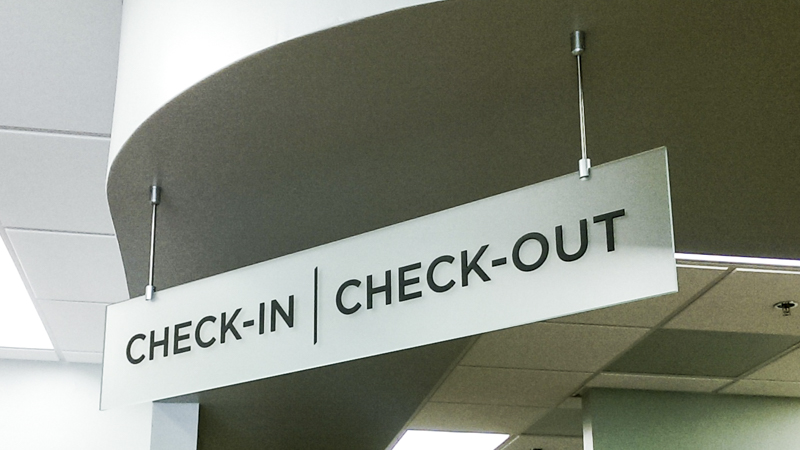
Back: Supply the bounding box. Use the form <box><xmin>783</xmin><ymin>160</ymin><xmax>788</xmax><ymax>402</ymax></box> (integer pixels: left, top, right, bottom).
<box><xmin>0</xmin><ymin>360</ymin><xmax>152</xmax><ymax>450</ymax></box>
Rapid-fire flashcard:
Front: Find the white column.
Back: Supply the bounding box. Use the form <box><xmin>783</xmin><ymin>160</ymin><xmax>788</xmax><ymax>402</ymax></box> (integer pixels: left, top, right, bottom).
<box><xmin>150</xmin><ymin>402</ymin><xmax>199</xmax><ymax>450</ymax></box>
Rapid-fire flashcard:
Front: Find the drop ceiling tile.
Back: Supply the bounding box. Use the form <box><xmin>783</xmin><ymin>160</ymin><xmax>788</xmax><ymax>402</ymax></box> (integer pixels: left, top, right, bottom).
<box><xmin>524</xmin><ymin>408</ymin><xmax>583</xmax><ymax>437</ymax></box>
<box><xmin>62</xmin><ymin>351</ymin><xmax>103</xmax><ymax>364</ymax></box>
<box><xmin>586</xmin><ymin>372</ymin><xmax>732</xmax><ymax>393</ymax></box>
<box><xmin>605</xmin><ymin>329</ymin><xmax>800</xmax><ymax>378</ymax></box>
<box><xmin>431</xmin><ymin>366</ymin><xmax>592</xmax><ymax>407</ymax></box>
<box><xmin>461</xmin><ymin>322</ymin><xmax>647</xmax><ymax>372</ymax></box>
<box><xmin>747</xmin><ymin>347</ymin><xmax>800</xmax><ymax>382</ymax></box>
<box><xmin>8</xmin><ymin>229</ymin><xmax>128</xmax><ymax>302</ymax></box>
<box><xmin>0</xmin><ymin>347</ymin><xmax>58</xmax><ymax>361</ymax></box>
<box><xmin>0</xmin><ymin>130</ymin><xmax>114</xmax><ymax>234</ymax></box>
<box><xmin>37</xmin><ymin>300</ymin><xmax>106</xmax><ymax>353</ymax></box>
<box><xmin>665</xmin><ymin>269</ymin><xmax>800</xmax><ymax>335</ymax></box>
<box><xmin>721</xmin><ymin>380</ymin><xmax>800</xmax><ymax>398</ymax></box>
<box><xmin>409</xmin><ymin>402</ymin><xmax>549</xmax><ymax>434</ymax></box>
<box><xmin>557</xmin><ymin>397</ymin><xmax>582</xmax><ymax>409</ymax></box>
<box><xmin>0</xmin><ymin>1</ymin><xmax>121</xmax><ymax>133</ymax></box>
<box><xmin>501</xmin><ymin>435</ymin><xmax>583</xmax><ymax>450</ymax></box>
<box><xmin>552</xmin><ymin>266</ymin><xmax>727</xmax><ymax>327</ymax></box>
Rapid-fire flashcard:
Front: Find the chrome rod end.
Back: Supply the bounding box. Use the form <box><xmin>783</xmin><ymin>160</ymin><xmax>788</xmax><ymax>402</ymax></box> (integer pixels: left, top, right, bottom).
<box><xmin>571</xmin><ymin>30</ymin><xmax>585</xmax><ymax>56</ymax></box>
<box><xmin>145</xmin><ymin>284</ymin><xmax>155</xmax><ymax>301</ymax></box>
<box><xmin>579</xmin><ymin>158</ymin><xmax>591</xmax><ymax>179</ymax></box>
<box><xmin>150</xmin><ymin>185</ymin><xmax>161</xmax><ymax>205</ymax></box>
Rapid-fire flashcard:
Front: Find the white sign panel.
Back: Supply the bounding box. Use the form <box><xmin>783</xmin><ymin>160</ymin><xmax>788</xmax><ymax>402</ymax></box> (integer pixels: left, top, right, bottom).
<box><xmin>101</xmin><ymin>148</ymin><xmax>677</xmax><ymax>409</ymax></box>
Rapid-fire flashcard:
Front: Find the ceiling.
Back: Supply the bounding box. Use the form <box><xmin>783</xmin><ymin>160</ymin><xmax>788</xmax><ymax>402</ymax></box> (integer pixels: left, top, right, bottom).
<box><xmin>1</xmin><ymin>0</ymin><xmax>800</xmax><ymax>449</ymax></box>
<box><xmin>0</xmin><ymin>0</ymin><xmax>124</xmax><ymax>363</ymax></box>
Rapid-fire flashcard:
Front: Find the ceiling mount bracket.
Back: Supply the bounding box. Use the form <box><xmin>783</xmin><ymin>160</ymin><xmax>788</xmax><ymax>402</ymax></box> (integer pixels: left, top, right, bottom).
<box><xmin>571</xmin><ymin>30</ymin><xmax>591</xmax><ymax>179</ymax></box>
<box><xmin>145</xmin><ymin>185</ymin><xmax>161</xmax><ymax>301</ymax></box>
<box><xmin>774</xmin><ymin>301</ymin><xmax>797</xmax><ymax>317</ymax></box>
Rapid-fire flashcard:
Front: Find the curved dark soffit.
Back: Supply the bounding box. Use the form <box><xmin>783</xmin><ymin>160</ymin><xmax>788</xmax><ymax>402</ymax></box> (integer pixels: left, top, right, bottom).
<box><xmin>109</xmin><ymin>0</ymin><xmax>800</xmax><ymax>297</ymax></box>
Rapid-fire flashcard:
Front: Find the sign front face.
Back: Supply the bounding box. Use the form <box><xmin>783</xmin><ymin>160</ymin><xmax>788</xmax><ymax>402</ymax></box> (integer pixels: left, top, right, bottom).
<box><xmin>101</xmin><ymin>148</ymin><xmax>677</xmax><ymax>409</ymax></box>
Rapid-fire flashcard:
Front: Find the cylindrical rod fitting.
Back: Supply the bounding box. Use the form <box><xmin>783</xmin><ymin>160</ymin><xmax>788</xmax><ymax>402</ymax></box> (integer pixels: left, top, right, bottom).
<box><xmin>571</xmin><ymin>30</ymin><xmax>585</xmax><ymax>56</ymax></box>
<box><xmin>150</xmin><ymin>185</ymin><xmax>161</xmax><ymax>205</ymax></box>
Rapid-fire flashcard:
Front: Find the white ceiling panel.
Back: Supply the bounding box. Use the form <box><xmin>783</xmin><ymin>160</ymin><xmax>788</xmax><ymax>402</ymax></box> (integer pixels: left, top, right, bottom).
<box><xmin>665</xmin><ymin>269</ymin><xmax>800</xmax><ymax>335</ymax></box>
<box><xmin>500</xmin><ymin>435</ymin><xmax>582</xmax><ymax>450</ymax></box>
<box><xmin>461</xmin><ymin>322</ymin><xmax>647</xmax><ymax>372</ymax></box>
<box><xmin>8</xmin><ymin>229</ymin><xmax>128</xmax><ymax>303</ymax></box>
<box><xmin>552</xmin><ymin>266</ymin><xmax>727</xmax><ymax>327</ymax></box>
<box><xmin>721</xmin><ymin>380</ymin><xmax>800</xmax><ymax>398</ymax></box>
<box><xmin>409</xmin><ymin>402</ymin><xmax>549</xmax><ymax>434</ymax></box>
<box><xmin>431</xmin><ymin>366</ymin><xmax>592</xmax><ymax>408</ymax></box>
<box><xmin>62</xmin><ymin>351</ymin><xmax>103</xmax><ymax>364</ymax></box>
<box><xmin>0</xmin><ymin>130</ymin><xmax>114</xmax><ymax>234</ymax></box>
<box><xmin>0</xmin><ymin>347</ymin><xmax>58</xmax><ymax>361</ymax></box>
<box><xmin>586</xmin><ymin>372</ymin><xmax>732</xmax><ymax>393</ymax></box>
<box><xmin>746</xmin><ymin>347</ymin><xmax>800</xmax><ymax>382</ymax></box>
<box><xmin>37</xmin><ymin>300</ymin><xmax>106</xmax><ymax>353</ymax></box>
<box><xmin>0</xmin><ymin>1</ymin><xmax>121</xmax><ymax>134</ymax></box>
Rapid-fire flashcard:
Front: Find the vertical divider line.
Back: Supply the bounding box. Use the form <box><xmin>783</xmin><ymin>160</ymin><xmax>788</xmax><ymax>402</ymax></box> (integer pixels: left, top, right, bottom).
<box><xmin>314</xmin><ymin>267</ymin><xmax>319</xmax><ymax>345</ymax></box>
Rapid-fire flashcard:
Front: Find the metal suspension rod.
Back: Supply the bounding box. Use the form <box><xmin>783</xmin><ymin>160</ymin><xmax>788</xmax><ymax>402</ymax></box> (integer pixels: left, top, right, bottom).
<box><xmin>571</xmin><ymin>30</ymin><xmax>591</xmax><ymax>179</ymax></box>
<box><xmin>145</xmin><ymin>185</ymin><xmax>161</xmax><ymax>301</ymax></box>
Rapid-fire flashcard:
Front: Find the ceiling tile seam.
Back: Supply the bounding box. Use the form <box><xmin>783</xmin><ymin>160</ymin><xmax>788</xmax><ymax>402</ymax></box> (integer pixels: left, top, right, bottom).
<box><xmin>425</xmin><ymin>399</ymin><xmax>582</xmax><ymax>407</ymax></box>
<box><xmin>541</xmin><ymin>321</ymin><xmax>652</xmax><ymax>330</ymax></box>
<box><xmin>0</xmin><ymin>124</ymin><xmax>111</xmax><ymax>139</ymax></box>
<box><xmin>4</xmin><ymin>226</ymin><xmax>116</xmax><ymax>237</ymax></box>
<box><xmin>32</xmin><ymin>297</ymin><xmax>115</xmax><ymax>305</ymax></box>
<box><xmin>0</xmin><ymin>227</ymin><xmax>64</xmax><ymax>360</ymax></box>
<box><xmin>385</xmin><ymin>335</ymin><xmax>481</xmax><ymax>450</ymax></box>
<box><xmin>496</xmin><ymin>435</ymin><xmax>520</xmax><ymax>450</ymax></box>
<box><xmin>568</xmin><ymin>266</ymin><xmax>735</xmax><ymax>398</ymax></box>
<box><xmin>420</xmin><ymin>400</ymin><xmax>550</xmax><ymax>408</ymax></box>
<box><xmin>454</xmin><ymin>365</ymin><xmax>596</xmax><ymax>375</ymax></box>
<box><xmin>30</xmin><ymin>298</ymin><xmax>66</xmax><ymax>361</ymax></box>
<box><xmin>0</xmin><ymin>345</ymin><xmax>58</xmax><ymax>352</ymax></box>
<box><xmin>712</xmin><ymin>340</ymin><xmax>800</xmax><ymax>394</ymax></box>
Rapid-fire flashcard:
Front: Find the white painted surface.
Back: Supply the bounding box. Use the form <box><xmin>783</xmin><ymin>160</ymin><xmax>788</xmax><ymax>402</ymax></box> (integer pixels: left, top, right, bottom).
<box><xmin>0</xmin><ymin>130</ymin><xmax>114</xmax><ymax>234</ymax></box>
<box><xmin>110</xmin><ymin>0</ymin><xmax>443</xmax><ymax>171</ymax></box>
<box><xmin>0</xmin><ymin>360</ymin><xmax>151</xmax><ymax>450</ymax></box>
<box><xmin>0</xmin><ymin>1</ymin><xmax>121</xmax><ymax>134</ymax></box>
<box><xmin>38</xmin><ymin>300</ymin><xmax>108</xmax><ymax>352</ymax></box>
<box><xmin>151</xmin><ymin>403</ymin><xmax>199</xmax><ymax>450</ymax></box>
<box><xmin>102</xmin><ymin>149</ymin><xmax>676</xmax><ymax>408</ymax></box>
<box><xmin>7</xmin><ymin>229</ymin><xmax>129</xmax><ymax>303</ymax></box>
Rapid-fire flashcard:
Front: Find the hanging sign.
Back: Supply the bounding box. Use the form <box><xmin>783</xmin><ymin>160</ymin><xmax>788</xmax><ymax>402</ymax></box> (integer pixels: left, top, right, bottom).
<box><xmin>101</xmin><ymin>147</ymin><xmax>677</xmax><ymax>409</ymax></box>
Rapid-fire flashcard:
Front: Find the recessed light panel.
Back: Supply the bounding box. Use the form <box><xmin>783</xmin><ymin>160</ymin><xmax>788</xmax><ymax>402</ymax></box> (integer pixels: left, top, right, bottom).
<box><xmin>393</xmin><ymin>430</ymin><xmax>509</xmax><ymax>450</ymax></box>
<box><xmin>0</xmin><ymin>238</ymin><xmax>52</xmax><ymax>349</ymax></box>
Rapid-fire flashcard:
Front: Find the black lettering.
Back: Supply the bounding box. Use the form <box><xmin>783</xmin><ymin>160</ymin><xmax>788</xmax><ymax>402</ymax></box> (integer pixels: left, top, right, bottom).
<box><xmin>593</xmin><ymin>209</ymin><xmax>626</xmax><ymax>252</ymax></box>
<box><xmin>149</xmin><ymin>327</ymin><xmax>169</xmax><ymax>360</ymax></box>
<box><xmin>336</xmin><ymin>279</ymin><xmax>362</xmax><ymax>315</ymax></box>
<box><xmin>399</xmin><ymin>262</ymin><xmax>423</xmax><ymax>301</ymax></box>
<box><xmin>195</xmin><ymin>315</ymin><xmax>217</xmax><ymax>348</ymax></box>
<box><xmin>513</xmin><ymin>232</ymin><xmax>549</xmax><ymax>271</ymax></box>
<box><xmin>461</xmin><ymin>245</ymin><xmax>491</xmax><ymax>286</ymax></box>
<box><xmin>556</xmin><ymin>219</ymin><xmax>588</xmax><ymax>262</ymax></box>
<box><xmin>367</xmin><ymin>270</ymin><xmax>392</xmax><ymax>309</ymax></box>
<box><xmin>259</xmin><ymin>302</ymin><xmax>266</xmax><ymax>335</ymax></box>
<box><xmin>427</xmin><ymin>255</ymin><xmax>455</xmax><ymax>293</ymax></box>
<box><xmin>220</xmin><ymin>309</ymin><xmax>242</xmax><ymax>343</ymax></box>
<box><xmin>173</xmin><ymin>321</ymin><xmax>192</xmax><ymax>355</ymax></box>
<box><xmin>271</xmin><ymin>296</ymin><xmax>295</xmax><ymax>331</ymax></box>
<box><xmin>126</xmin><ymin>333</ymin><xmax>146</xmax><ymax>365</ymax></box>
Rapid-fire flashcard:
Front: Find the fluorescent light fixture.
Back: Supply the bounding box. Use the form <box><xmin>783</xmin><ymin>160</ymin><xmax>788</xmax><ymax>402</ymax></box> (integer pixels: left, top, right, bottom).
<box><xmin>392</xmin><ymin>430</ymin><xmax>509</xmax><ymax>450</ymax></box>
<box><xmin>0</xmin><ymin>238</ymin><xmax>52</xmax><ymax>349</ymax></box>
<box><xmin>675</xmin><ymin>253</ymin><xmax>800</xmax><ymax>268</ymax></box>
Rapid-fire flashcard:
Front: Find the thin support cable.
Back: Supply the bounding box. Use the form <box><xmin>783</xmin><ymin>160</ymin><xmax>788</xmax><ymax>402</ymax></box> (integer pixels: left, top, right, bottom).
<box><xmin>145</xmin><ymin>185</ymin><xmax>161</xmax><ymax>301</ymax></box>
